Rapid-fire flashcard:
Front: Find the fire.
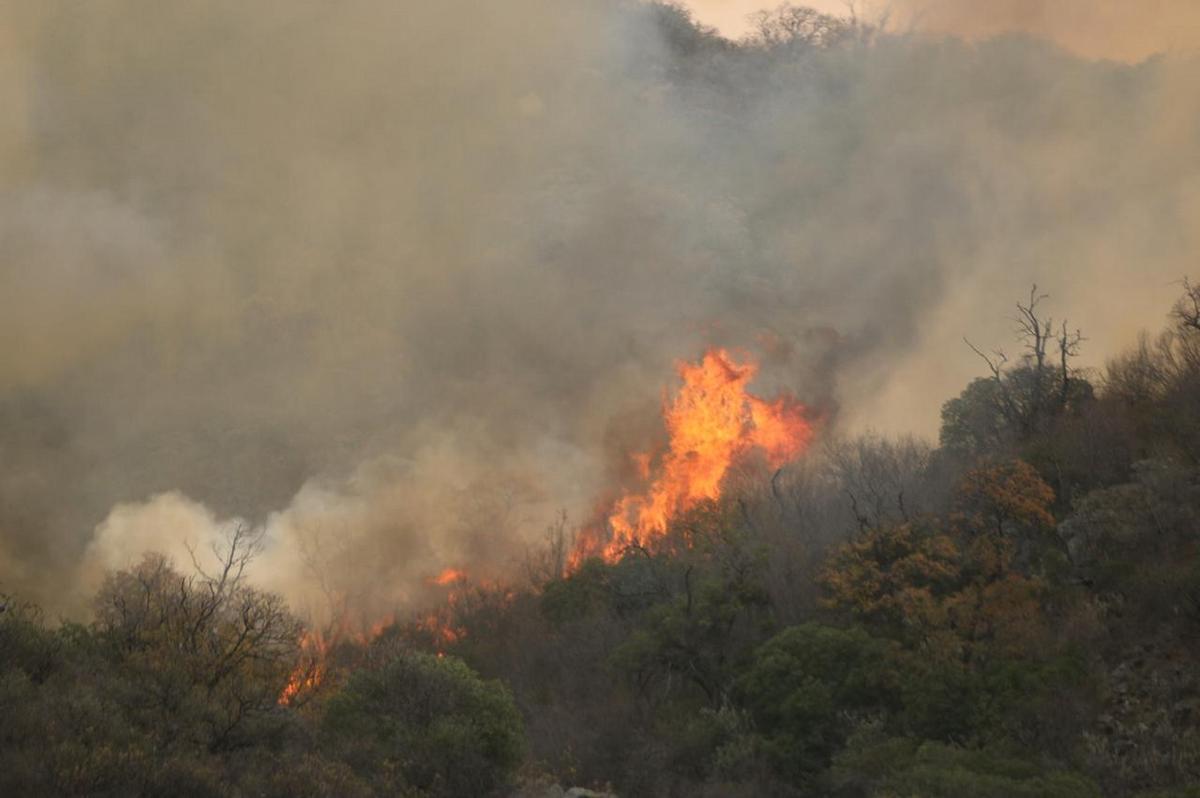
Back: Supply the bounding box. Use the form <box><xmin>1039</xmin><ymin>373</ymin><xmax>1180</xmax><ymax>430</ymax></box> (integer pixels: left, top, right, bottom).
<box><xmin>279</xmin><ymin>629</ymin><xmax>329</xmax><ymax>705</ymax></box>
<box><xmin>431</xmin><ymin>567</ymin><xmax>468</xmax><ymax>586</ymax></box>
<box><xmin>279</xmin><ymin>567</ymin><xmax>489</xmax><ymax>704</ymax></box>
<box><xmin>418</xmin><ymin>569</ymin><xmax>517</xmax><ymax>653</ymax></box>
<box><xmin>575</xmin><ymin>347</ymin><xmax>813</xmax><ymax>564</ymax></box>
<box><xmin>278</xmin><ymin>346</ymin><xmax>811</xmax><ymax>700</ymax></box>
<box><xmin>419</xmin><ymin>568</ymin><xmax>470</xmax><ymax>648</ymax></box>
<box><xmin>277</xmin><ymin>612</ymin><xmax>396</xmax><ymax>705</ymax></box>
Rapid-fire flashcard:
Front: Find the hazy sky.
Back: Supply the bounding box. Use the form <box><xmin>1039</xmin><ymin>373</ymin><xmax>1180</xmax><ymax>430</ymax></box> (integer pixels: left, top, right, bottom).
<box><xmin>686</xmin><ymin>0</ymin><xmax>1200</xmax><ymax>61</ymax></box>
<box><xmin>685</xmin><ymin>0</ymin><xmax>850</xmax><ymax>38</ymax></box>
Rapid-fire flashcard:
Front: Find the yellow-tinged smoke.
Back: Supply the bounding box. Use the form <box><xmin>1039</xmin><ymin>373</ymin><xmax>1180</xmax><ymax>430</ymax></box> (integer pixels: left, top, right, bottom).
<box><xmin>0</xmin><ymin>0</ymin><xmax>1197</xmax><ymax>614</ymax></box>
<box><xmin>891</xmin><ymin>0</ymin><xmax>1200</xmax><ymax>63</ymax></box>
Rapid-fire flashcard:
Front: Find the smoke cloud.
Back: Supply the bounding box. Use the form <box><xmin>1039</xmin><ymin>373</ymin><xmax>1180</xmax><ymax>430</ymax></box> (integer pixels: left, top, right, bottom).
<box><xmin>688</xmin><ymin>1</ymin><xmax>1200</xmax><ymax>61</ymax></box>
<box><xmin>889</xmin><ymin>0</ymin><xmax>1200</xmax><ymax>63</ymax></box>
<box><xmin>1</xmin><ymin>0</ymin><xmax>1197</xmax><ymax>616</ymax></box>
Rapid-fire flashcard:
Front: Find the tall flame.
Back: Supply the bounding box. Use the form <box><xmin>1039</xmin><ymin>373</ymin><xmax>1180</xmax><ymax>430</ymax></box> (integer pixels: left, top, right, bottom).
<box><xmin>279</xmin><ymin>629</ymin><xmax>330</xmax><ymax>705</ymax></box>
<box><xmin>575</xmin><ymin>347</ymin><xmax>813</xmax><ymax>564</ymax></box>
<box><xmin>280</xmin><ymin>347</ymin><xmax>812</xmax><ymax>700</ymax></box>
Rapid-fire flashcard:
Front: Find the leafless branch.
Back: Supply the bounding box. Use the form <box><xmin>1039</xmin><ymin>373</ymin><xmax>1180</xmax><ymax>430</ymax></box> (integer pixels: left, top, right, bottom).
<box><xmin>1174</xmin><ymin>276</ymin><xmax>1200</xmax><ymax>332</ymax></box>
<box><xmin>964</xmin><ymin>337</ymin><xmax>1008</xmax><ymax>379</ymax></box>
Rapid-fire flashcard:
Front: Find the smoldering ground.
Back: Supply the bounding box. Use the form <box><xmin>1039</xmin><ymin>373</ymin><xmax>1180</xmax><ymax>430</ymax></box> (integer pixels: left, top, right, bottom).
<box><xmin>1</xmin><ymin>1</ymin><xmax>1198</xmax><ymax>618</ymax></box>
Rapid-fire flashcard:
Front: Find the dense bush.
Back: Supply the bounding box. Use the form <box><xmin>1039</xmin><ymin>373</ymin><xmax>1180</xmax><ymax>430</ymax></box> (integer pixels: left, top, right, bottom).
<box><xmin>737</xmin><ymin>623</ymin><xmax>894</xmax><ymax>781</ymax></box>
<box><xmin>323</xmin><ymin>649</ymin><xmax>525</xmax><ymax>797</ymax></box>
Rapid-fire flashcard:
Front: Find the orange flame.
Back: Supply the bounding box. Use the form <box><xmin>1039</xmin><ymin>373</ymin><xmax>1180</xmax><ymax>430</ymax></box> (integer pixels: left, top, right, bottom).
<box><xmin>574</xmin><ymin>347</ymin><xmax>813</xmax><ymax>565</ymax></box>
<box><xmin>278</xmin><ymin>612</ymin><xmax>396</xmax><ymax>705</ymax></box>
<box><xmin>279</xmin><ymin>567</ymin><xmax>497</xmax><ymax>703</ymax></box>
<box><xmin>419</xmin><ymin>568</ymin><xmax>477</xmax><ymax>651</ymax></box>
<box><xmin>431</xmin><ymin>567</ymin><xmax>468</xmax><ymax>586</ymax></box>
<box><xmin>279</xmin><ymin>629</ymin><xmax>329</xmax><ymax>705</ymax></box>
<box><xmin>417</xmin><ymin>569</ymin><xmax>519</xmax><ymax>653</ymax></box>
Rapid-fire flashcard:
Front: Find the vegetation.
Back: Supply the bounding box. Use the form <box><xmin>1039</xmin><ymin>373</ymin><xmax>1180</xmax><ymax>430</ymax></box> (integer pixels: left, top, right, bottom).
<box><xmin>2</xmin><ymin>3</ymin><xmax>1199</xmax><ymax>792</ymax></box>
<box><xmin>323</xmin><ymin>650</ymin><xmax>524</xmax><ymax>796</ymax></box>
<box><xmin>6</xmin><ymin>274</ymin><xmax>1197</xmax><ymax>795</ymax></box>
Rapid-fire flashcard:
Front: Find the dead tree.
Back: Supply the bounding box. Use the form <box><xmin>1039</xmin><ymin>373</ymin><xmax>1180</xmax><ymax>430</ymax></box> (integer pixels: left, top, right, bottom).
<box><xmin>964</xmin><ymin>285</ymin><xmax>1085</xmax><ymax>439</ymax></box>
<box><xmin>1174</xmin><ymin>276</ymin><xmax>1200</xmax><ymax>332</ymax></box>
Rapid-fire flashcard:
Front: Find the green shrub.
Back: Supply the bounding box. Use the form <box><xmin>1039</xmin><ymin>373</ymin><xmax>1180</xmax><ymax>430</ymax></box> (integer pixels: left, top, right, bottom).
<box><xmin>323</xmin><ymin>650</ymin><xmax>525</xmax><ymax>797</ymax></box>
<box><xmin>830</xmin><ymin>732</ymin><xmax>1100</xmax><ymax>798</ymax></box>
<box><xmin>736</xmin><ymin>624</ymin><xmax>894</xmax><ymax>783</ymax></box>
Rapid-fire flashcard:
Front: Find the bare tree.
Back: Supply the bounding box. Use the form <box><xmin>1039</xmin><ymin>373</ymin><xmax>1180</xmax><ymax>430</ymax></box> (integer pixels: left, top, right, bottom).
<box><xmin>94</xmin><ymin>528</ymin><xmax>303</xmax><ymax>751</ymax></box>
<box><xmin>523</xmin><ymin>510</ymin><xmax>574</xmax><ymax>586</ymax></box>
<box><xmin>824</xmin><ymin>434</ymin><xmax>934</xmax><ymax>532</ymax></box>
<box><xmin>748</xmin><ymin>3</ymin><xmax>853</xmax><ymax>48</ymax></box>
<box><xmin>1058</xmin><ymin>319</ymin><xmax>1086</xmax><ymax>408</ymax></box>
<box><xmin>1173</xmin><ymin>276</ymin><xmax>1200</xmax><ymax>332</ymax></box>
<box><xmin>962</xmin><ymin>285</ymin><xmax>1086</xmax><ymax>441</ymax></box>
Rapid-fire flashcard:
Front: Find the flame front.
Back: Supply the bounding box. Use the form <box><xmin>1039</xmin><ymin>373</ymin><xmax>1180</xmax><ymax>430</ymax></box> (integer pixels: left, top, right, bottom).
<box><xmin>576</xmin><ymin>347</ymin><xmax>813</xmax><ymax>564</ymax></box>
<box><xmin>278</xmin><ymin>612</ymin><xmax>396</xmax><ymax>705</ymax></box>
<box><xmin>279</xmin><ymin>629</ymin><xmax>329</xmax><ymax>705</ymax></box>
<box><xmin>280</xmin><ymin>348</ymin><xmax>811</xmax><ymax>697</ymax></box>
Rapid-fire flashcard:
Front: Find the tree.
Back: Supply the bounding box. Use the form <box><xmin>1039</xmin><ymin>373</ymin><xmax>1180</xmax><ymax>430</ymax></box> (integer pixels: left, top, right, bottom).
<box><xmin>92</xmin><ymin>525</ymin><xmax>304</xmax><ymax>753</ymax></box>
<box><xmin>608</xmin><ymin>501</ymin><xmax>773</xmax><ymax>708</ymax></box>
<box><xmin>0</xmin><ymin>592</ymin><xmax>164</xmax><ymax>796</ymax></box>
<box><xmin>829</xmin><ymin>732</ymin><xmax>1100</xmax><ymax>798</ymax></box>
<box><xmin>825</xmin><ymin>434</ymin><xmax>938</xmax><ymax>532</ymax></box>
<box><xmin>818</xmin><ymin>461</ymin><xmax>1091</xmax><ymax>752</ymax></box>
<box><xmin>820</xmin><ymin>519</ymin><xmax>961</xmax><ymax>641</ymax></box>
<box><xmin>1103</xmin><ymin>280</ymin><xmax>1200</xmax><ymax>462</ymax></box>
<box><xmin>941</xmin><ymin>378</ymin><xmax>1013</xmax><ymax>458</ymax></box>
<box><xmin>323</xmin><ymin>649</ymin><xmax>524</xmax><ymax>797</ymax></box>
<box><xmin>948</xmin><ymin>287</ymin><xmax>1090</xmax><ymax>456</ymax></box>
<box><xmin>822</xmin><ymin>461</ymin><xmax>1056</xmax><ymax>658</ymax></box>
<box><xmin>956</xmin><ymin>459</ymin><xmax>1055</xmax><ymax>541</ymax></box>
<box><xmin>748</xmin><ymin>4</ymin><xmax>858</xmax><ymax>49</ymax></box>
<box><xmin>1173</xmin><ymin>277</ymin><xmax>1200</xmax><ymax>333</ymax></box>
<box><xmin>737</xmin><ymin>623</ymin><xmax>895</xmax><ymax>783</ymax></box>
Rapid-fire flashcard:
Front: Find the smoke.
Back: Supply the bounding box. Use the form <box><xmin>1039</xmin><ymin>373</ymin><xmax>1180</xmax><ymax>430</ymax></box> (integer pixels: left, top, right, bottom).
<box><xmin>1</xmin><ymin>1</ymin><xmax>1197</xmax><ymax>615</ymax></box>
<box><xmin>81</xmin><ymin>492</ymin><xmax>242</xmax><ymax>599</ymax></box>
<box><xmin>689</xmin><ymin>1</ymin><xmax>1200</xmax><ymax>61</ymax></box>
<box><xmin>85</xmin><ymin>444</ymin><xmax>565</xmax><ymax>629</ymax></box>
<box><xmin>889</xmin><ymin>0</ymin><xmax>1200</xmax><ymax>62</ymax></box>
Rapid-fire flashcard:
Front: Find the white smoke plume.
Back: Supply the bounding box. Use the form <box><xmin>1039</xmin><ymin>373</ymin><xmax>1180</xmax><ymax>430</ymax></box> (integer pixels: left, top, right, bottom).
<box><xmin>1</xmin><ymin>0</ymin><xmax>1197</xmax><ymax>616</ymax></box>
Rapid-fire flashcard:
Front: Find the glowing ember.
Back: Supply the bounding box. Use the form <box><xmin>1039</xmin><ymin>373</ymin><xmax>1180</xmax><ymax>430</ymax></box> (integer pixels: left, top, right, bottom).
<box><xmin>574</xmin><ymin>347</ymin><xmax>813</xmax><ymax>564</ymax></box>
<box><xmin>431</xmin><ymin>567</ymin><xmax>468</xmax><ymax>586</ymax></box>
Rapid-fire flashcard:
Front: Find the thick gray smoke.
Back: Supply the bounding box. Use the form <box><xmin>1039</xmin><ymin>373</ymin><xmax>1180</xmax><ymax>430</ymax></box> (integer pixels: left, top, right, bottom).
<box><xmin>2</xmin><ymin>1</ymin><xmax>1197</xmax><ymax>617</ymax></box>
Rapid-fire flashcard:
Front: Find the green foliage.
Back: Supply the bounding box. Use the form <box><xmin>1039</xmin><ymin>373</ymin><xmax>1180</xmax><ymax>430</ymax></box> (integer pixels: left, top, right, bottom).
<box><xmin>540</xmin><ymin>558</ymin><xmax>612</xmax><ymax>625</ymax></box>
<box><xmin>0</xmin><ymin>606</ymin><xmax>151</xmax><ymax>796</ymax></box>
<box><xmin>323</xmin><ymin>649</ymin><xmax>524</xmax><ymax>797</ymax></box>
<box><xmin>0</xmin><ymin>552</ymin><xmax>313</xmax><ymax>797</ymax></box>
<box><xmin>831</xmin><ymin>732</ymin><xmax>1100</xmax><ymax>797</ymax></box>
<box><xmin>611</xmin><ymin>563</ymin><xmax>770</xmax><ymax>705</ymax></box>
<box><xmin>942</xmin><ymin>377</ymin><xmax>1013</xmax><ymax>456</ymax></box>
<box><xmin>231</xmin><ymin>752</ymin><xmax>373</xmax><ymax>798</ymax></box>
<box><xmin>737</xmin><ymin>624</ymin><xmax>894</xmax><ymax>782</ymax></box>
